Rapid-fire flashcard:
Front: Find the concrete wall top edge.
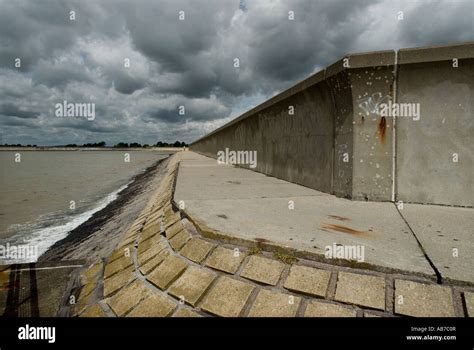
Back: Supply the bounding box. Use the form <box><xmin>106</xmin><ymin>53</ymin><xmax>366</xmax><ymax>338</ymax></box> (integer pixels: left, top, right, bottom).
<box><xmin>347</xmin><ymin>50</ymin><xmax>396</xmax><ymax>68</ymax></box>
<box><xmin>325</xmin><ymin>50</ymin><xmax>396</xmax><ymax>79</ymax></box>
<box><xmin>398</xmin><ymin>41</ymin><xmax>474</xmax><ymax>64</ymax></box>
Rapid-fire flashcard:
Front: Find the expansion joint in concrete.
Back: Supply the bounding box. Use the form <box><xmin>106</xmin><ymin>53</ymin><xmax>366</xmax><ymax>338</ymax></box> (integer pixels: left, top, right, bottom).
<box><xmin>394</xmin><ymin>203</ymin><xmax>442</xmax><ymax>284</ymax></box>
<box><xmin>391</xmin><ymin>49</ymin><xmax>399</xmax><ymax>202</ymax></box>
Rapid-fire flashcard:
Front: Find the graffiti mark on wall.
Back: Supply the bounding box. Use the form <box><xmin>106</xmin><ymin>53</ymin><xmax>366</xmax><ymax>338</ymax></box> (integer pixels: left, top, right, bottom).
<box><xmin>357</xmin><ymin>93</ymin><xmax>390</xmax><ymax>116</ymax></box>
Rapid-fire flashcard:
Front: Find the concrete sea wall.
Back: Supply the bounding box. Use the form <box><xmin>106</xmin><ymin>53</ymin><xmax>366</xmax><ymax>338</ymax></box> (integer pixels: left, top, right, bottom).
<box><xmin>190</xmin><ymin>43</ymin><xmax>474</xmax><ymax>207</ymax></box>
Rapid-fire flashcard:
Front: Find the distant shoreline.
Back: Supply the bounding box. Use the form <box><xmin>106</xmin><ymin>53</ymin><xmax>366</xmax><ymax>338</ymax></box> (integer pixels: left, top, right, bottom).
<box><xmin>0</xmin><ymin>147</ymin><xmax>186</xmax><ymax>152</ymax></box>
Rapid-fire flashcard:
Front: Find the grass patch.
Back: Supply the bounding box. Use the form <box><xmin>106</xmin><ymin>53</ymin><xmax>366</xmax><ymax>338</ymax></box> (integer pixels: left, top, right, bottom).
<box><xmin>247</xmin><ymin>247</ymin><xmax>262</xmax><ymax>255</ymax></box>
<box><xmin>273</xmin><ymin>252</ymin><xmax>298</xmax><ymax>265</ymax></box>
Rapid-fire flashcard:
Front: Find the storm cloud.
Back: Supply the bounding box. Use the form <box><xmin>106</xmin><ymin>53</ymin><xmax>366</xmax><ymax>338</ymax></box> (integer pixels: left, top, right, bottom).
<box><xmin>0</xmin><ymin>0</ymin><xmax>472</xmax><ymax>145</ymax></box>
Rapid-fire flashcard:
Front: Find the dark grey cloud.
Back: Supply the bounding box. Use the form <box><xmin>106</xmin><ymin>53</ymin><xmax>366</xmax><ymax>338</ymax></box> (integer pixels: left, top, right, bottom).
<box><xmin>0</xmin><ymin>0</ymin><xmax>472</xmax><ymax>145</ymax></box>
<box><xmin>397</xmin><ymin>0</ymin><xmax>474</xmax><ymax>46</ymax></box>
<box><xmin>2</xmin><ymin>116</ymin><xmax>38</xmax><ymax>126</ymax></box>
<box><xmin>0</xmin><ymin>102</ymin><xmax>39</xmax><ymax>119</ymax></box>
<box><xmin>141</xmin><ymin>95</ymin><xmax>231</xmax><ymax>123</ymax></box>
<box><xmin>31</xmin><ymin>60</ymin><xmax>94</xmax><ymax>88</ymax></box>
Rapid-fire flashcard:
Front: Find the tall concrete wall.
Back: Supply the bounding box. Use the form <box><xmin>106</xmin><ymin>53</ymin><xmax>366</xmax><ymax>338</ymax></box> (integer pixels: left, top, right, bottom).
<box><xmin>396</xmin><ymin>45</ymin><xmax>474</xmax><ymax>207</ymax></box>
<box><xmin>192</xmin><ymin>70</ymin><xmax>337</xmax><ymax>194</ymax></box>
<box><xmin>191</xmin><ymin>42</ymin><xmax>474</xmax><ymax>207</ymax></box>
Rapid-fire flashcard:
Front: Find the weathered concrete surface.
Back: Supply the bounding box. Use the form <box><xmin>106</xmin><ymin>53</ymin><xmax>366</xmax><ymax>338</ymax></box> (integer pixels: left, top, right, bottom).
<box><xmin>175</xmin><ymin>152</ymin><xmax>474</xmax><ymax>284</ymax></box>
<box><xmin>79</xmin><ymin>303</ymin><xmax>106</xmax><ymax>317</ymax></box>
<box><xmin>191</xmin><ymin>43</ymin><xmax>474</xmax><ymax>207</ymax></box>
<box><xmin>179</xmin><ymin>237</ymin><xmax>215</xmax><ymax>263</ymax></box>
<box><xmin>107</xmin><ymin>280</ymin><xmax>152</xmax><ymax>316</ymax></box>
<box><xmin>175</xmin><ymin>156</ymin><xmax>323</xmax><ymax>200</ymax></box>
<box><xmin>465</xmin><ymin>292</ymin><xmax>474</xmax><ymax>317</ymax></box>
<box><xmin>173</xmin><ymin>308</ymin><xmax>201</xmax><ymax>317</ymax></box>
<box><xmin>349</xmin><ymin>64</ymin><xmax>395</xmax><ymax>202</ymax></box>
<box><xmin>200</xmin><ymin>276</ymin><xmax>254</xmax><ymax>317</ymax></box>
<box><xmin>399</xmin><ymin>204</ymin><xmax>474</xmax><ymax>284</ymax></box>
<box><xmin>396</xmin><ymin>45</ymin><xmax>474</xmax><ymax>207</ymax></box>
<box><xmin>248</xmin><ymin>289</ymin><xmax>301</xmax><ymax>317</ymax></box>
<box><xmin>175</xmin><ymin>152</ymin><xmax>435</xmax><ymax>278</ymax></box>
<box><xmin>240</xmin><ymin>255</ymin><xmax>285</xmax><ymax>286</ymax></box>
<box><xmin>103</xmin><ymin>265</ymin><xmax>135</xmax><ymax>297</ymax></box>
<box><xmin>127</xmin><ymin>293</ymin><xmax>176</xmax><ymax>317</ymax></box>
<box><xmin>204</xmin><ymin>246</ymin><xmax>246</xmax><ymax>274</ymax></box>
<box><xmin>334</xmin><ymin>272</ymin><xmax>386</xmax><ymax>310</ymax></box>
<box><xmin>146</xmin><ymin>255</ymin><xmax>188</xmax><ymax>290</ymax></box>
<box><xmin>283</xmin><ymin>265</ymin><xmax>331</xmax><ymax>297</ymax></box>
<box><xmin>305</xmin><ymin>300</ymin><xmax>357</xmax><ymax>317</ymax></box>
<box><xmin>168</xmin><ymin>266</ymin><xmax>216</xmax><ymax>306</ymax></box>
<box><xmin>394</xmin><ymin>279</ymin><xmax>455</xmax><ymax>317</ymax></box>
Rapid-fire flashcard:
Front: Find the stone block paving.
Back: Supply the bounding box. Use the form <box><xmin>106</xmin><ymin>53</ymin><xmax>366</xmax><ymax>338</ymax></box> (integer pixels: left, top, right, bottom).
<box><xmin>180</xmin><ymin>237</ymin><xmax>215</xmax><ymax>263</ymax></box>
<box><xmin>79</xmin><ymin>304</ymin><xmax>106</xmax><ymax>317</ymax></box>
<box><xmin>103</xmin><ymin>266</ymin><xmax>135</xmax><ymax>298</ymax></box>
<box><xmin>304</xmin><ymin>300</ymin><xmax>356</xmax><ymax>317</ymax></box>
<box><xmin>284</xmin><ymin>265</ymin><xmax>331</xmax><ymax>297</ymax></box>
<box><xmin>169</xmin><ymin>230</ymin><xmax>191</xmax><ymax>251</ymax></box>
<box><xmin>107</xmin><ymin>280</ymin><xmax>152</xmax><ymax>316</ymax></box>
<box><xmin>139</xmin><ymin>249</ymin><xmax>169</xmax><ymax>275</ymax></box>
<box><xmin>173</xmin><ymin>308</ymin><xmax>201</xmax><ymax>317</ymax></box>
<box><xmin>66</xmin><ymin>154</ymin><xmax>474</xmax><ymax>318</ymax></box>
<box><xmin>200</xmin><ymin>276</ymin><xmax>254</xmax><ymax>317</ymax></box>
<box><xmin>205</xmin><ymin>246</ymin><xmax>246</xmax><ymax>274</ymax></box>
<box><xmin>334</xmin><ymin>272</ymin><xmax>386</xmax><ymax>310</ymax></box>
<box><xmin>394</xmin><ymin>280</ymin><xmax>455</xmax><ymax>317</ymax></box>
<box><xmin>248</xmin><ymin>289</ymin><xmax>300</xmax><ymax>317</ymax></box>
<box><xmin>137</xmin><ymin>240</ymin><xmax>167</xmax><ymax>266</ymax></box>
<box><xmin>127</xmin><ymin>294</ymin><xmax>176</xmax><ymax>317</ymax></box>
<box><xmin>168</xmin><ymin>266</ymin><xmax>216</xmax><ymax>306</ymax></box>
<box><xmin>465</xmin><ymin>292</ymin><xmax>474</xmax><ymax>317</ymax></box>
<box><xmin>147</xmin><ymin>255</ymin><xmax>188</xmax><ymax>290</ymax></box>
<box><xmin>240</xmin><ymin>255</ymin><xmax>285</xmax><ymax>286</ymax></box>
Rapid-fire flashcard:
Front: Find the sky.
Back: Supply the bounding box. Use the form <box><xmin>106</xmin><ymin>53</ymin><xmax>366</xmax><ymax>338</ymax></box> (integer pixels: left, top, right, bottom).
<box><xmin>0</xmin><ymin>0</ymin><xmax>472</xmax><ymax>146</ymax></box>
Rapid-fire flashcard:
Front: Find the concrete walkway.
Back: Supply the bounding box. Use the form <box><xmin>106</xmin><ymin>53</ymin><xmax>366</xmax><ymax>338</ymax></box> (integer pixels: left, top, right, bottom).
<box><xmin>175</xmin><ymin>152</ymin><xmax>474</xmax><ymax>285</ymax></box>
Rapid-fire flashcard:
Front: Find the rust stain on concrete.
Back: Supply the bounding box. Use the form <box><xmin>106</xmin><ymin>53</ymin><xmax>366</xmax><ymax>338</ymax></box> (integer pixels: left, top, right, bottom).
<box><xmin>321</xmin><ymin>223</ymin><xmax>369</xmax><ymax>237</ymax></box>
<box><xmin>328</xmin><ymin>215</ymin><xmax>350</xmax><ymax>221</ymax></box>
<box><xmin>378</xmin><ymin>116</ymin><xmax>387</xmax><ymax>144</ymax></box>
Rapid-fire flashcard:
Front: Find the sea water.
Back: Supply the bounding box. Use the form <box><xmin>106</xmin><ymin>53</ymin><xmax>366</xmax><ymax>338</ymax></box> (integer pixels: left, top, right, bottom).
<box><xmin>0</xmin><ymin>150</ymin><xmax>169</xmax><ymax>263</ymax></box>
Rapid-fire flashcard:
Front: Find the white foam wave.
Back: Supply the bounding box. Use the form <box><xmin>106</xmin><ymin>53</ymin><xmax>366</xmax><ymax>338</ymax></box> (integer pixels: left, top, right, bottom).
<box><xmin>0</xmin><ymin>182</ymin><xmax>130</xmax><ymax>264</ymax></box>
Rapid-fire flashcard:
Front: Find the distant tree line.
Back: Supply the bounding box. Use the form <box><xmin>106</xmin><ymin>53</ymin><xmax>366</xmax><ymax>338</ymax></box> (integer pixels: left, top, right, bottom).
<box><xmin>1</xmin><ymin>140</ymin><xmax>188</xmax><ymax>148</ymax></box>
<box><xmin>1</xmin><ymin>144</ymin><xmax>37</xmax><ymax>147</ymax></box>
<box><xmin>114</xmin><ymin>141</ymin><xmax>187</xmax><ymax>148</ymax></box>
<box><xmin>65</xmin><ymin>141</ymin><xmax>106</xmax><ymax>148</ymax></box>
<box><xmin>155</xmin><ymin>141</ymin><xmax>188</xmax><ymax>147</ymax></box>
<box><xmin>113</xmin><ymin>142</ymin><xmax>145</xmax><ymax>148</ymax></box>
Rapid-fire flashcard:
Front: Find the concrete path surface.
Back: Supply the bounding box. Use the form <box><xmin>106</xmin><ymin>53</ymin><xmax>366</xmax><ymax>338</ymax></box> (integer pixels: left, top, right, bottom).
<box><xmin>175</xmin><ymin>151</ymin><xmax>473</xmax><ymax>285</ymax></box>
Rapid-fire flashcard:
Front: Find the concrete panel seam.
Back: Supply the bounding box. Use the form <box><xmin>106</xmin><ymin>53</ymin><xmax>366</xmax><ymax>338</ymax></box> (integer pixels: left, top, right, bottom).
<box><xmin>391</xmin><ymin>49</ymin><xmax>399</xmax><ymax>202</ymax></box>
<box><xmin>394</xmin><ymin>203</ymin><xmax>442</xmax><ymax>284</ymax></box>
